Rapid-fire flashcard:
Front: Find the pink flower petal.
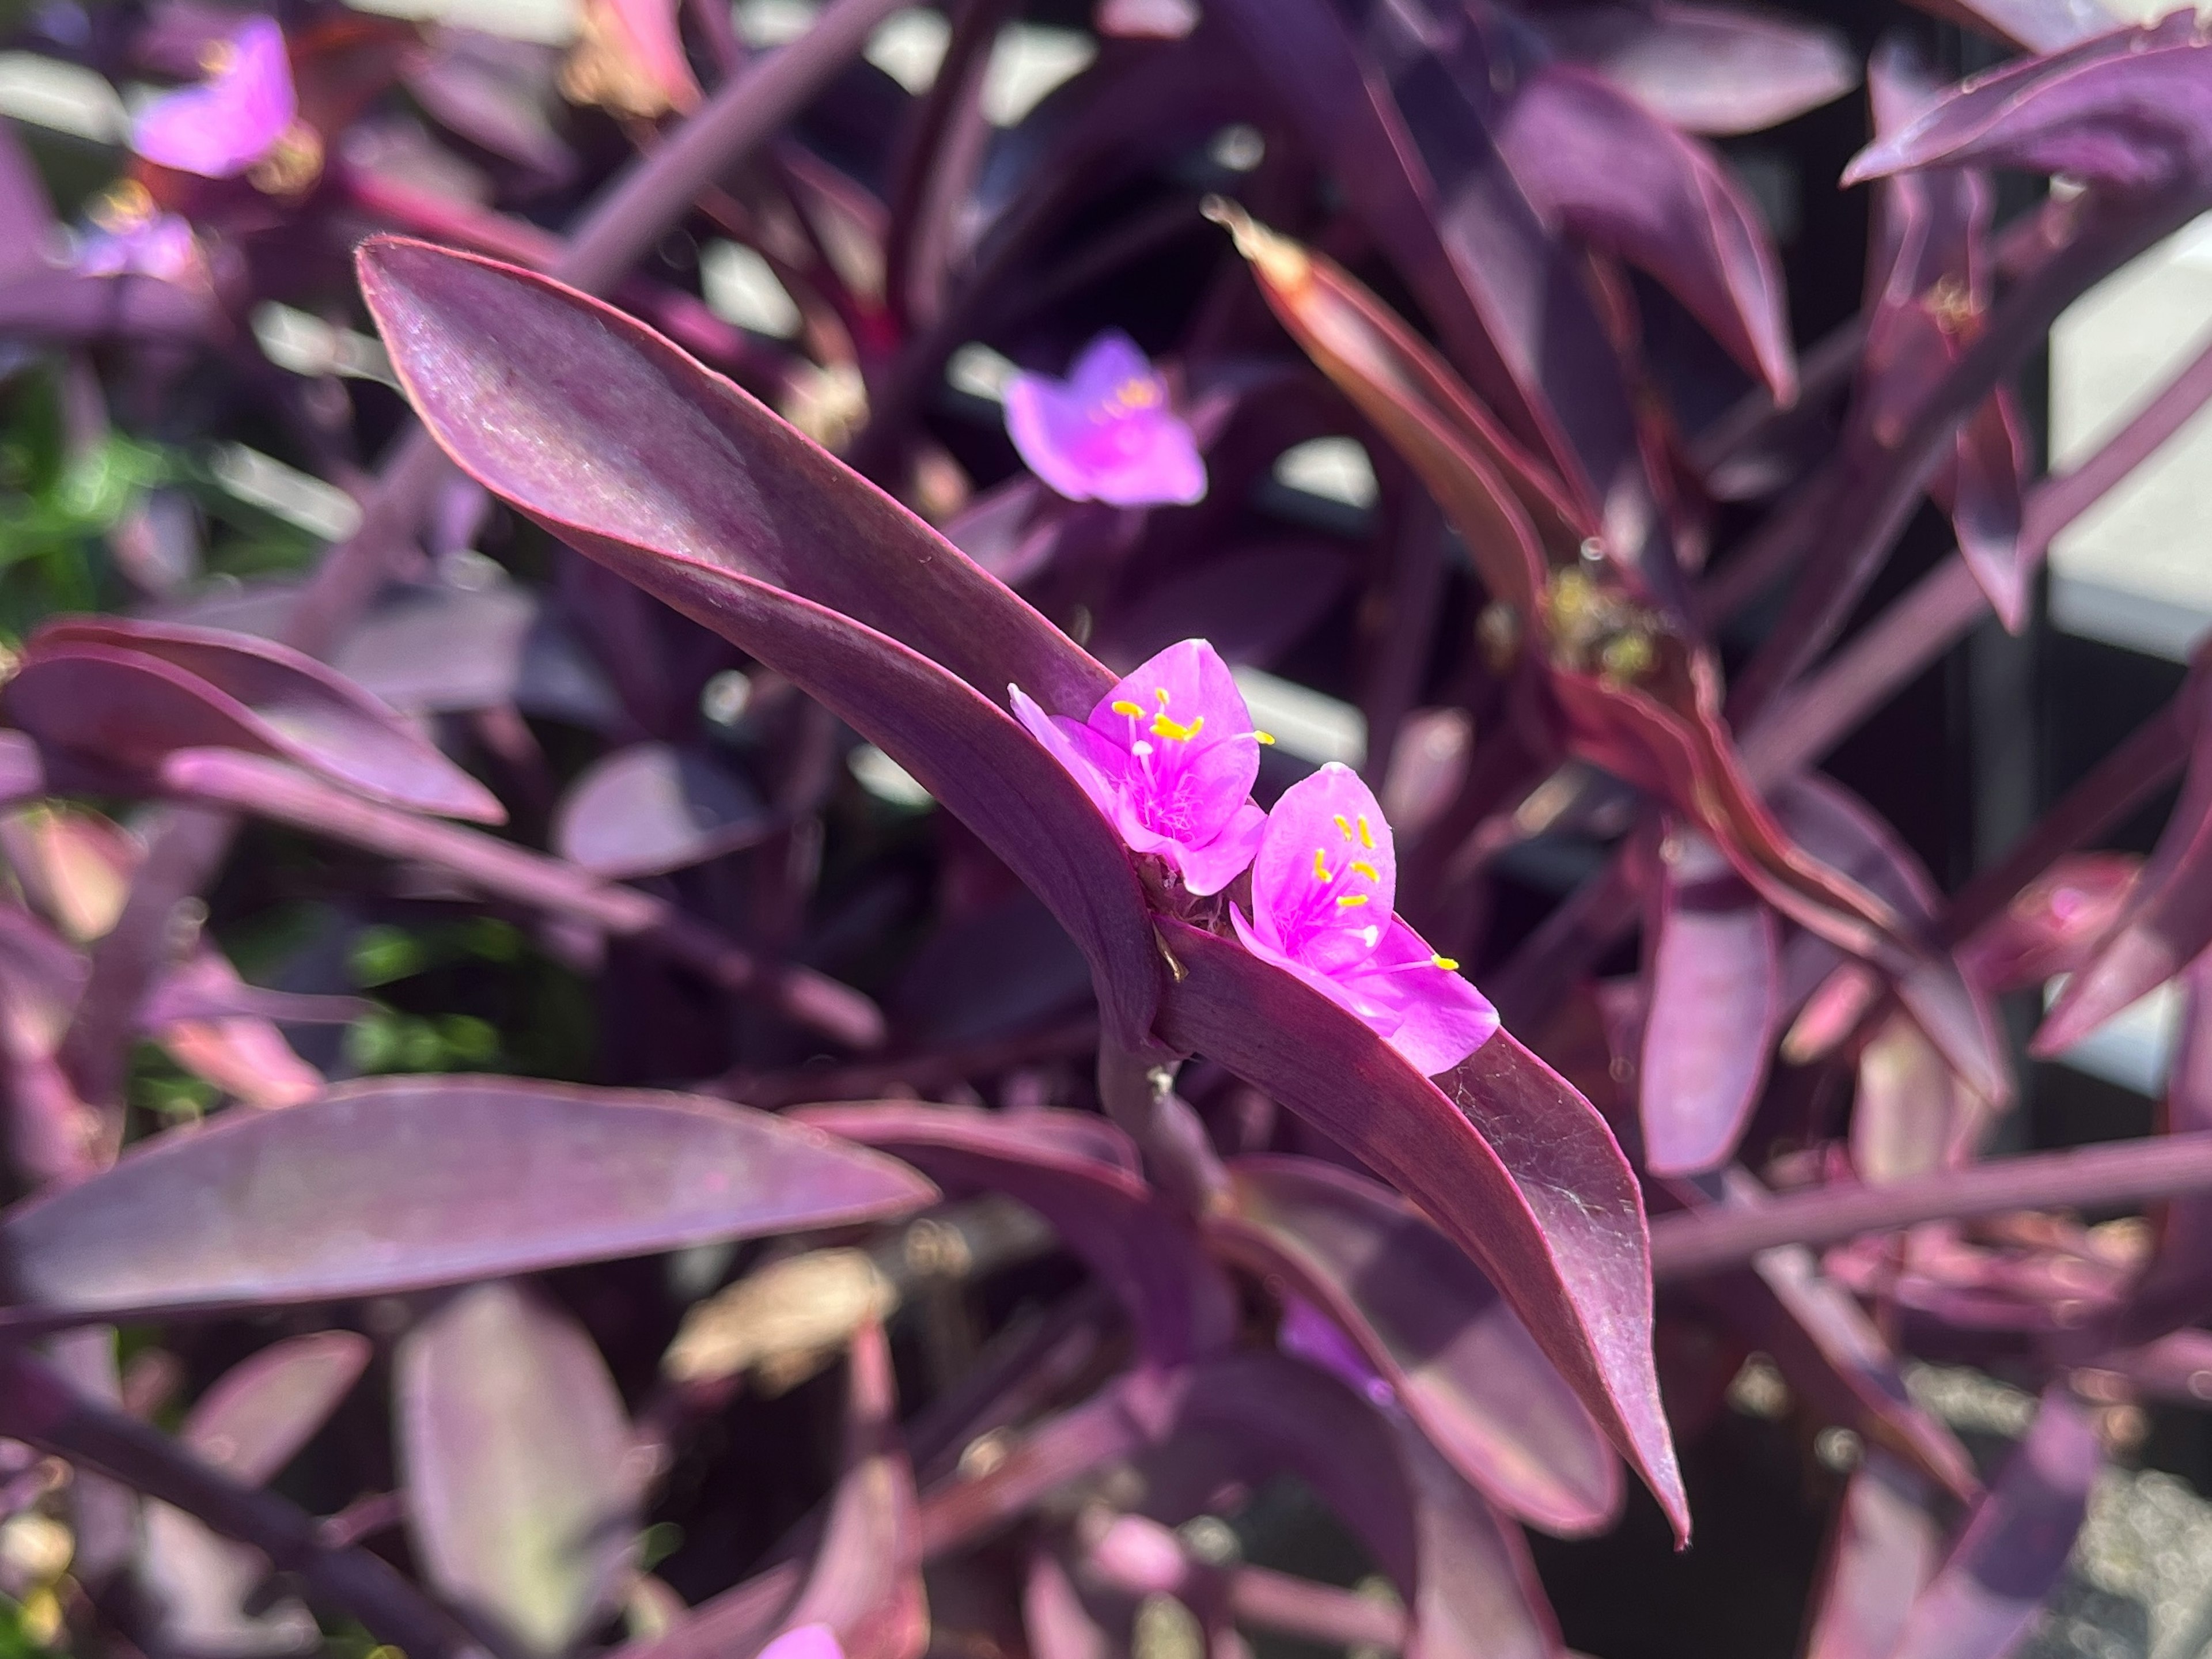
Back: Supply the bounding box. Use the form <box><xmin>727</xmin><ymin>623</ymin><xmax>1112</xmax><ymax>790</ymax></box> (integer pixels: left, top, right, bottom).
<box><xmin>757</xmin><ymin>1625</ymin><xmax>844</xmax><ymax>1659</ymax></box>
<box><xmin>1001</xmin><ymin>329</ymin><xmax>1207</xmax><ymax>506</ymax></box>
<box><xmin>131</xmin><ymin>16</ymin><xmax>296</xmax><ymax>179</ymax></box>
<box><xmin>1249</xmin><ymin>762</ymin><xmax>1396</xmax><ymax>972</ymax></box>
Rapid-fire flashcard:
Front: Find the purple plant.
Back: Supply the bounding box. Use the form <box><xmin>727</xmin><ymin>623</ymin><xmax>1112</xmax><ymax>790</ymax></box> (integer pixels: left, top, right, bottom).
<box><xmin>0</xmin><ymin>2</ymin><xmax>2210</xmax><ymax>1658</ymax></box>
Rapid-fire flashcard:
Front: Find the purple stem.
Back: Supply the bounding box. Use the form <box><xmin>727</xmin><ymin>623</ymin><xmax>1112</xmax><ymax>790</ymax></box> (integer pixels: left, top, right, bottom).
<box><xmin>0</xmin><ymin>1347</ymin><xmax>486</xmax><ymax>1659</ymax></box>
<box><xmin>1649</xmin><ymin>1132</ymin><xmax>2212</xmax><ymax>1280</ymax></box>
<box><xmin>1094</xmin><ymin>1039</ymin><xmax>1229</xmax><ymax>1218</ymax></box>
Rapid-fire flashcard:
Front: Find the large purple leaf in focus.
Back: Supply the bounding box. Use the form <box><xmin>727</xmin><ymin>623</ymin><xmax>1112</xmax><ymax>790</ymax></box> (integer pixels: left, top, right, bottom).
<box><xmin>792</xmin><ymin>1104</ymin><xmax>1235</xmax><ymax>1366</ymax></box>
<box><xmin>1844</xmin><ymin>14</ymin><xmax>2212</xmax><ymax>195</ymax></box>
<box><xmin>1153</xmin><ymin>921</ymin><xmax>1688</xmax><ymax>1541</ymax></box>
<box><xmin>1888</xmin><ymin>1388</ymin><xmax>2100</xmax><ymax>1659</ymax></box>
<box><xmin>1638</xmin><ymin>825</ymin><xmax>1780</xmax><ymax>1176</ymax></box>
<box><xmin>1211</xmin><ymin>1154</ymin><xmax>1620</xmax><ymax>1536</ymax></box>
<box><xmin>1527</xmin><ymin>3</ymin><xmax>1857</xmax><ymax>135</ymax></box>
<box><xmin>552</xmin><ymin>741</ymin><xmax>775</xmax><ymax>878</ymax></box>
<box><xmin>0</xmin><ymin>1076</ymin><xmax>934</xmax><ymax>1328</ymax></box>
<box><xmin>7</xmin><ymin>618</ymin><xmax>503</xmax><ymax>823</ymax></box>
<box><xmin>399</xmin><ymin>1281</ymin><xmax>638</xmax><ymax>1655</ymax></box>
<box><xmin>1498</xmin><ymin>63</ymin><xmax>1796</xmax><ymax>402</ymax></box>
<box><xmin>1804</xmin><ymin>1452</ymin><xmax>1942</xmax><ymax>1659</ymax></box>
<box><xmin>355</xmin><ymin>239</ymin><xmax>1162</xmax><ymax>1050</ymax></box>
<box><xmin>771</xmin><ymin>1320</ymin><xmax>927</xmax><ymax>1659</ymax></box>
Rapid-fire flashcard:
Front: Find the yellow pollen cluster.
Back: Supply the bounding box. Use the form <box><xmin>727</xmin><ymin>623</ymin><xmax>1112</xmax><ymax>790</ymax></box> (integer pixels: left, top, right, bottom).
<box><xmin>1110</xmin><ymin>377</ymin><xmax>1162</xmax><ymax>411</ymax></box>
<box><xmin>1111</xmin><ymin>699</ymin><xmax>1142</xmax><ymax>717</ymax></box>
<box><xmin>1152</xmin><ymin>713</ymin><xmax>1203</xmax><ymax>742</ymax></box>
<box><xmin>1432</xmin><ymin>955</ymin><xmax>1458</xmax><ymax>971</ymax></box>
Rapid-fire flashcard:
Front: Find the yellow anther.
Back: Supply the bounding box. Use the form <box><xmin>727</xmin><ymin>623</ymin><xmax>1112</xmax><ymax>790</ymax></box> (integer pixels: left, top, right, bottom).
<box><xmin>1334</xmin><ymin>814</ymin><xmax>1353</xmax><ymax>840</ymax></box>
<box><xmin>1350</xmin><ymin>860</ymin><xmax>1379</xmax><ymax>881</ymax></box>
<box><xmin>1151</xmin><ymin>713</ymin><xmax>1204</xmax><ymax>743</ymax></box>
<box><xmin>1336</xmin><ymin>894</ymin><xmax>1369</xmax><ymax>908</ymax></box>
<box><xmin>1113</xmin><ymin>378</ymin><xmax>1162</xmax><ymax>409</ymax></box>
<box><xmin>1155</xmin><ymin>687</ymin><xmax>1171</xmax><ymax>706</ymax></box>
<box><xmin>89</xmin><ymin>179</ymin><xmax>154</xmax><ymax>232</ymax></box>
<box><xmin>1312</xmin><ymin>849</ymin><xmax>1331</xmax><ymax>883</ymax></box>
<box><xmin>1357</xmin><ymin>816</ymin><xmax>1375</xmax><ymax>849</ymax></box>
<box><xmin>1253</xmin><ymin>730</ymin><xmax>1275</xmax><ymax>745</ymax></box>
<box><xmin>1111</xmin><ymin>699</ymin><xmax>1143</xmax><ymax>717</ymax></box>
<box><xmin>1431</xmin><ymin>955</ymin><xmax>1459</xmax><ymax>971</ymax></box>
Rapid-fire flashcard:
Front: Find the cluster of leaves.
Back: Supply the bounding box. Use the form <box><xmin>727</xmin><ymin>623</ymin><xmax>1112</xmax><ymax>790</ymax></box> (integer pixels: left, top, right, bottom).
<box><xmin>4</xmin><ymin>0</ymin><xmax>2212</xmax><ymax>1657</ymax></box>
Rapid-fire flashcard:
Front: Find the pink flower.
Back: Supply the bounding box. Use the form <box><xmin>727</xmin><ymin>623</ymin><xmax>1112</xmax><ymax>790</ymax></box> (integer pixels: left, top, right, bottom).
<box><xmin>73</xmin><ymin>184</ymin><xmax>204</xmax><ymax>286</ymax></box>
<box><xmin>1002</xmin><ymin>330</ymin><xmax>1206</xmax><ymax>507</ymax></box>
<box><xmin>1233</xmin><ymin>763</ymin><xmax>1498</xmax><ymax>1075</ymax></box>
<box><xmin>757</xmin><ymin>1626</ymin><xmax>842</xmax><ymax>1659</ymax></box>
<box><xmin>1010</xmin><ymin>638</ymin><xmax>1266</xmax><ymax>896</ymax></box>
<box><xmin>131</xmin><ymin>17</ymin><xmax>305</xmax><ymax>181</ymax></box>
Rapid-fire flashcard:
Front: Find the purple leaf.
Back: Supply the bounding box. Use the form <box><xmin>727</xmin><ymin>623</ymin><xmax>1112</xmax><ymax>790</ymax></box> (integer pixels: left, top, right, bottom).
<box><xmin>355</xmin><ymin>239</ymin><xmax>1163</xmax><ymax>1051</ymax></box>
<box><xmin>1526</xmin><ymin>3</ymin><xmax>1857</xmax><ymax>135</ymax></box>
<box><xmin>0</xmin><ymin>266</ymin><xmax>213</xmax><ymax>342</ymax></box>
<box><xmin>2116</xmin><ymin>953</ymin><xmax>2212</xmax><ymax>1340</ymax></box>
<box><xmin>400</xmin><ymin>30</ymin><xmax>576</xmax><ymax>184</ymax></box>
<box><xmin>1844</xmin><ymin>15</ymin><xmax>2212</xmax><ymax>195</ymax></box>
<box><xmin>184</xmin><ymin>1331</ymin><xmax>372</xmax><ymax>1483</ymax></box>
<box><xmin>1153</xmin><ymin>921</ymin><xmax>1689</xmax><ymax>1543</ymax></box>
<box><xmin>1213</xmin><ymin>1154</ymin><xmax>1622</xmax><ymax>1536</ymax></box>
<box><xmin>1959</xmin><ymin>853</ymin><xmax>2137</xmax><ymax>994</ymax></box>
<box><xmin>0</xmin><ymin>1076</ymin><xmax>936</xmax><ymax>1328</ymax></box>
<box><xmin>1888</xmin><ymin>1388</ymin><xmax>2099</xmax><ymax>1659</ymax></box>
<box><xmin>328</xmin><ymin>584</ymin><xmax>619</xmax><ymax>727</ymax></box>
<box><xmin>793</xmin><ymin>1104</ymin><xmax>1235</xmax><ymax>1366</ymax></box>
<box><xmin>771</xmin><ymin>1320</ymin><xmax>926</xmax><ymax>1659</ymax></box>
<box><xmin>1022</xmin><ymin>1548</ymin><xmax>1118</xmax><ymax>1659</ymax></box>
<box><xmin>1638</xmin><ymin>825</ymin><xmax>1781</xmax><ymax>1176</ymax></box>
<box><xmin>1389</xmin><ymin>1412</ymin><xmax>1567</xmax><ymax>1659</ymax></box>
<box><xmin>399</xmin><ymin>1281</ymin><xmax>639</xmax><ymax>1656</ymax></box>
<box><xmin>2036</xmin><ymin>671</ymin><xmax>2212</xmax><ymax>1054</ymax></box>
<box><xmin>1776</xmin><ymin>777</ymin><xmax>2010</xmax><ymax>1109</ymax></box>
<box><xmin>1203</xmin><ymin>0</ymin><xmax>1645</xmax><ymax>517</ymax></box>
<box><xmin>9</xmin><ymin>618</ymin><xmax>504</xmax><ymax>823</ymax></box>
<box><xmin>0</xmin><ymin>122</ymin><xmax>53</xmax><ymax>279</ymax></box>
<box><xmin>141</xmin><ymin>1332</ymin><xmax>374</xmax><ymax>1656</ymax></box>
<box><xmin>0</xmin><ymin>732</ymin><xmax>44</xmax><ymax>807</ymax></box>
<box><xmin>1804</xmin><ymin>1452</ymin><xmax>1942</xmax><ymax>1659</ymax></box>
<box><xmin>1499</xmin><ymin>62</ymin><xmax>1796</xmax><ymax>402</ymax></box>
<box><xmin>552</xmin><ymin>742</ymin><xmax>775</xmax><ymax>878</ymax></box>
<box><xmin>1854</xmin><ymin>1013</ymin><xmax>1969</xmax><ymax>1184</ymax></box>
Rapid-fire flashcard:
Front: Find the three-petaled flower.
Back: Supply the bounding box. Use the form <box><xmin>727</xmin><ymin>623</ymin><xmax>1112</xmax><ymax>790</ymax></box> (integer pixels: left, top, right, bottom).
<box><xmin>1232</xmin><ymin>763</ymin><xmax>1498</xmax><ymax>1075</ymax></box>
<box><xmin>1003</xmin><ymin>330</ymin><xmax>1206</xmax><ymax>507</ymax></box>
<box><xmin>1010</xmin><ymin>639</ymin><xmax>1267</xmax><ymax>897</ymax></box>
<box><xmin>132</xmin><ymin>17</ymin><xmax>320</xmax><ymax>190</ymax></box>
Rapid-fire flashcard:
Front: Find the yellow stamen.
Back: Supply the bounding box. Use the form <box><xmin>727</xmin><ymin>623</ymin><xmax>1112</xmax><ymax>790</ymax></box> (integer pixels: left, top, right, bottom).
<box><xmin>1151</xmin><ymin>713</ymin><xmax>1204</xmax><ymax>743</ymax></box>
<box><xmin>1336</xmin><ymin>894</ymin><xmax>1369</xmax><ymax>908</ymax></box>
<box><xmin>1357</xmin><ymin>816</ymin><xmax>1375</xmax><ymax>849</ymax></box>
<box><xmin>1312</xmin><ymin>849</ymin><xmax>1330</xmax><ymax>883</ymax></box>
<box><xmin>1113</xmin><ymin>378</ymin><xmax>1162</xmax><ymax>409</ymax></box>
<box><xmin>1154</xmin><ymin>687</ymin><xmax>1171</xmax><ymax>706</ymax></box>
<box><xmin>1350</xmin><ymin>860</ymin><xmax>1379</xmax><ymax>881</ymax></box>
<box><xmin>1334</xmin><ymin>814</ymin><xmax>1353</xmax><ymax>841</ymax></box>
<box><xmin>1253</xmin><ymin>730</ymin><xmax>1275</xmax><ymax>745</ymax></box>
<box><xmin>1431</xmin><ymin>955</ymin><xmax>1459</xmax><ymax>971</ymax></box>
<box><xmin>1111</xmin><ymin>699</ymin><xmax>1142</xmax><ymax>717</ymax></box>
